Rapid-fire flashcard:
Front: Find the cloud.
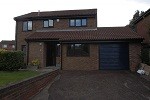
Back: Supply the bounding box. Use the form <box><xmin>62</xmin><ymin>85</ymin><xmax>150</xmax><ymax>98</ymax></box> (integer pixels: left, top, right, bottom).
<box><xmin>128</xmin><ymin>0</ymin><xmax>150</xmax><ymax>5</ymax></box>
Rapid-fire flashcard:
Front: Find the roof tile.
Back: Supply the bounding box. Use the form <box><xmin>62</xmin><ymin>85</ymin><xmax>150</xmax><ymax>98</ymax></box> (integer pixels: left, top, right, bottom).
<box><xmin>26</xmin><ymin>27</ymin><xmax>143</xmax><ymax>41</ymax></box>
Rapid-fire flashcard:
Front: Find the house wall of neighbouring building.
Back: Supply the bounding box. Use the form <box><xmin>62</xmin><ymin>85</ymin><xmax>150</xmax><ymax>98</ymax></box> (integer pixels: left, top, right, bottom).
<box><xmin>129</xmin><ymin>43</ymin><xmax>142</xmax><ymax>71</ymax></box>
<box><xmin>0</xmin><ymin>41</ymin><xmax>15</xmax><ymax>51</ymax></box>
<box><xmin>136</xmin><ymin>15</ymin><xmax>150</xmax><ymax>43</ymax></box>
<box><xmin>61</xmin><ymin>44</ymin><xmax>99</xmax><ymax>70</ymax></box>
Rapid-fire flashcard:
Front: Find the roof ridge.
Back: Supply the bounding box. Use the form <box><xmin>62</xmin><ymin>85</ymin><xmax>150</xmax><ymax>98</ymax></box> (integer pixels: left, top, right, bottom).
<box><xmin>14</xmin><ymin>8</ymin><xmax>97</xmax><ymax>21</ymax></box>
<box><xmin>32</xmin><ymin>8</ymin><xmax>97</xmax><ymax>13</ymax></box>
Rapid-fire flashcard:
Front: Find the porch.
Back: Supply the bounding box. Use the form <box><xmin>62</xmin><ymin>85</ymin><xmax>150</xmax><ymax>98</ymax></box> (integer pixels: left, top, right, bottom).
<box><xmin>28</xmin><ymin>41</ymin><xmax>61</xmax><ymax>69</ymax></box>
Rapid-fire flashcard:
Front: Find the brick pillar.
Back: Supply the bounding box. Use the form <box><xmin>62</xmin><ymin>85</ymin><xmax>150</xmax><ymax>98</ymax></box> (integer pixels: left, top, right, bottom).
<box><xmin>129</xmin><ymin>43</ymin><xmax>141</xmax><ymax>72</ymax></box>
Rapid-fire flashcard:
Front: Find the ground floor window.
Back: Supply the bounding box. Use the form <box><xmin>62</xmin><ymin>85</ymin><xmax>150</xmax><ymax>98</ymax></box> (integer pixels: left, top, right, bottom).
<box><xmin>67</xmin><ymin>44</ymin><xmax>89</xmax><ymax>56</ymax></box>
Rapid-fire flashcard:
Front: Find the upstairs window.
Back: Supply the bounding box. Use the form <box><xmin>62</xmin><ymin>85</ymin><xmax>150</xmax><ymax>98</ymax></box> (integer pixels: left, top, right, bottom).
<box><xmin>23</xmin><ymin>21</ymin><xmax>32</xmax><ymax>31</ymax></box>
<box><xmin>70</xmin><ymin>18</ymin><xmax>87</xmax><ymax>27</ymax></box>
<box><xmin>70</xmin><ymin>20</ymin><xmax>75</xmax><ymax>26</ymax></box>
<box><xmin>67</xmin><ymin>44</ymin><xmax>89</xmax><ymax>56</ymax></box>
<box><xmin>82</xmin><ymin>19</ymin><xmax>87</xmax><ymax>26</ymax></box>
<box><xmin>76</xmin><ymin>19</ymin><xmax>82</xmax><ymax>26</ymax></box>
<box><xmin>43</xmin><ymin>19</ymin><xmax>54</xmax><ymax>27</ymax></box>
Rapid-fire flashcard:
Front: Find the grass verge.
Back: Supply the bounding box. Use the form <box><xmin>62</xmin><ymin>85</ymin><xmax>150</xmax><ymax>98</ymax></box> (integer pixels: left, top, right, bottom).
<box><xmin>0</xmin><ymin>70</ymin><xmax>40</xmax><ymax>87</ymax></box>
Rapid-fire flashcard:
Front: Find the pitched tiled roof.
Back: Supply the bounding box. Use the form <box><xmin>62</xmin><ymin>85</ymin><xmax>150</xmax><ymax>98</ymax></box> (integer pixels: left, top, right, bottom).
<box><xmin>0</xmin><ymin>40</ymin><xmax>15</xmax><ymax>45</ymax></box>
<box><xmin>25</xmin><ymin>27</ymin><xmax>143</xmax><ymax>42</ymax></box>
<box><xmin>14</xmin><ymin>9</ymin><xmax>97</xmax><ymax>21</ymax></box>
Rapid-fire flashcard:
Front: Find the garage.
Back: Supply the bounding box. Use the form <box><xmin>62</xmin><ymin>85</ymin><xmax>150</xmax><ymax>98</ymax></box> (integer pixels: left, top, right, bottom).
<box><xmin>100</xmin><ymin>43</ymin><xmax>129</xmax><ymax>70</ymax></box>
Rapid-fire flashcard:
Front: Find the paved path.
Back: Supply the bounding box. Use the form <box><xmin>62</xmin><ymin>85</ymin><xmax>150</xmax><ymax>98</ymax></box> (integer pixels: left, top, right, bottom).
<box><xmin>48</xmin><ymin>71</ymin><xmax>150</xmax><ymax>100</ymax></box>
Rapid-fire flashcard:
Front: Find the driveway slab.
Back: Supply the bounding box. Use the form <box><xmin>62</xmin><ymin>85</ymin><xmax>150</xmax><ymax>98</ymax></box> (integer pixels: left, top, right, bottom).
<box><xmin>48</xmin><ymin>71</ymin><xmax>150</xmax><ymax>100</ymax></box>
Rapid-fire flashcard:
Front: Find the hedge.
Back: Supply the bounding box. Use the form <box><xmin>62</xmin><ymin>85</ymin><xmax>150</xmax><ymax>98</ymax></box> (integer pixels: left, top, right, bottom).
<box><xmin>0</xmin><ymin>51</ymin><xmax>24</xmax><ymax>71</ymax></box>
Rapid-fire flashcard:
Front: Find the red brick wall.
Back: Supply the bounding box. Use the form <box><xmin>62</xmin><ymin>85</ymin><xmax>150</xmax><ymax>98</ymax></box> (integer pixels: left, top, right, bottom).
<box><xmin>61</xmin><ymin>43</ymin><xmax>141</xmax><ymax>71</ymax></box>
<box><xmin>15</xmin><ymin>16</ymin><xmax>97</xmax><ymax>67</ymax></box>
<box><xmin>34</xmin><ymin>17</ymin><xmax>97</xmax><ymax>30</ymax></box>
<box><xmin>0</xmin><ymin>70</ymin><xmax>59</xmax><ymax>100</ymax></box>
<box><xmin>129</xmin><ymin>43</ymin><xmax>141</xmax><ymax>71</ymax></box>
<box><xmin>27</xmin><ymin>42</ymin><xmax>141</xmax><ymax>71</ymax></box>
<box><xmin>16</xmin><ymin>21</ymin><xmax>35</xmax><ymax>50</ymax></box>
<box><xmin>16</xmin><ymin>17</ymin><xmax>97</xmax><ymax>51</ymax></box>
<box><xmin>28</xmin><ymin>42</ymin><xmax>46</xmax><ymax>68</ymax></box>
<box><xmin>62</xmin><ymin>44</ymin><xmax>99</xmax><ymax>70</ymax></box>
<box><xmin>136</xmin><ymin>15</ymin><xmax>150</xmax><ymax>43</ymax></box>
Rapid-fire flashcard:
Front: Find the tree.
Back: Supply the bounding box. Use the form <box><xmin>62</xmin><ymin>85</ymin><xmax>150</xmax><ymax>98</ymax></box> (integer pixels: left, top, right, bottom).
<box><xmin>129</xmin><ymin>10</ymin><xmax>145</xmax><ymax>30</ymax></box>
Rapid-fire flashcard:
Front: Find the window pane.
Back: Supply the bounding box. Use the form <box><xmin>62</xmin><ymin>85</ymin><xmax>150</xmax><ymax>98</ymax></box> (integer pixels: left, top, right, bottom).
<box><xmin>44</xmin><ymin>20</ymin><xmax>49</xmax><ymax>27</ymax></box>
<box><xmin>82</xmin><ymin>19</ymin><xmax>87</xmax><ymax>26</ymax></box>
<box><xmin>76</xmin><ymin>19</ymin><xmax>81</xmax><ymax>26</ymax></box>
<box><xmin>23</xmin><ymin>22</ymin><xmax>27</xmax><ymax>31</ymax></box>
<box><xmin>67</xmin><ymin>44</ymin><xmax>89</xmax><ymax>56</ymax></box>
<box><xmin>28</xmin><ymin>21</ymin><xmax>32</xmax><ymax>30</ymax></box>
<box><xmin>49</xmin><ymin>20</ymin><xmax>53</xmax><ymax>27</ymax></box>
<box><xmin>3</xmin><ymin>44</ymin><xmax>7</xmax><ymax>48</ymax></box>
<box><xmin>75</xmin><ymin>44</ymin><xmax>82</xmax><ymax>49</ymax></box>
<box><xmin>70</xmin><ymin>19</ymin><xmax>75</xmax><ymax>26</ymax></box>
<box><xmin>67</xmin><ymin>44</ymin><xmax>74</xmax><ymax>56</ymax></box>
<box><xmin>12</xmin><ymin>45</ymin><xmax>15</xmax><ymax>48</ymax></box>
<box><xmin>74</xmin><ymin>44</ymin><xmax>82</xmax><ymax>55</ymax></box>
<box><xmin>82</xmin><ymin>44</ymin><xmax>89</xmax><ymax>56</ymax></box>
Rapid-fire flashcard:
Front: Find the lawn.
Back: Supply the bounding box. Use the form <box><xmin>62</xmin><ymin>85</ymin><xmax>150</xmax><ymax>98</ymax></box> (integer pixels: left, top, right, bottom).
<box><xmin>0</xmin><ymin>71</ymin><xmax>40</xmax><ymax>87</ymax></box>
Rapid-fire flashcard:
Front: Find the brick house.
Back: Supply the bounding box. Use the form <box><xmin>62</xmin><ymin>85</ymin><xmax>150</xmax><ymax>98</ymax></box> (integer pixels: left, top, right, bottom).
<box><xmin>14</xmin><ymin>9</ymin><xmax>143</xmax><ymax>71</ymax></box>
<box><xmin>130</xmin><ymin>8</ymin><xmax>150</xmax><ymax>65</ymax></box>
<box><xmin>131</xmin><ymin>8</ymin><xmax>150</xmax><ymax>44</ymax></box>
<box><xmin>0</xmin><ymin>40</ymin><xmax>15</xmax><ymax>51</ymax></box>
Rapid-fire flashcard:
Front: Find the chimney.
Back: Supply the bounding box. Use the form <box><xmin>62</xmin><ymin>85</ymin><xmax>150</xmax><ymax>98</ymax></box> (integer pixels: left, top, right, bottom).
<box><xmin>38</xmin><ymin>10</ymin><xmax>40</xmax><ymax>16</ymax></box>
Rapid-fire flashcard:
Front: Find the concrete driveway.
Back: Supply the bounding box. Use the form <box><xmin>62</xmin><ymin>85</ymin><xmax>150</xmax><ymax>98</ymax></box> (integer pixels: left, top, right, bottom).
<box><xmin>48</xmin><ymin>71</ymin><xmax>150</xmax><ymax>100</ymax></box>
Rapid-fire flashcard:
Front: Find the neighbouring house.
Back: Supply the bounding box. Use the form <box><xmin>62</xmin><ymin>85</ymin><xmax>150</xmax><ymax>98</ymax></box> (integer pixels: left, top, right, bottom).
<box><xmin>0</xmin><ymin>40</ymin><xmax>15</xmax><ymax>51</ymax></box>
<box><xmin>130</xmin><ymin>8</ymin><xmax>150</xmax><ymax>45</ymax></box>
<box><xmin>14</xmin><ymin>9</ymin><xmax>143</xmax><ymax>71</ymax></box>
<box><xmin>130</xmin><ymin>8</ymin><xmax>150</xmax><ymax>65</ymax></box>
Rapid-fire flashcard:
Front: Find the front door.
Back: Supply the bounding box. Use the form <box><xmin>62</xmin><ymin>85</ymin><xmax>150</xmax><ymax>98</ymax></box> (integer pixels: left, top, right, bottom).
<box><xmin>46</xmin><ymin>43</ymin><xmax>56</xmax><ymax>66</ymax></box>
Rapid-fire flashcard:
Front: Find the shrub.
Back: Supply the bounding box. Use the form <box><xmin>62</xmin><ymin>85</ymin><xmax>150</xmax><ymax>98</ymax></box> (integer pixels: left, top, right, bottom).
<box><xmin>0</xmin><ymin>51</ymin><xmax>24</xmax><ymax>71</ymax></box>
<box><xmin>31</xmin><ymin>59</ymin><xmax>40</xmax><ymax>66</ymax></box>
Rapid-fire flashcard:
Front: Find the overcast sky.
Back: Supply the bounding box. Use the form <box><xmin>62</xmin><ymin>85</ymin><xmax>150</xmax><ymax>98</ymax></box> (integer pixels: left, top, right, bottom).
<box><xmin>0</xmin><ymin>0</ymin><xmax>149</xmax><ymax>41</ymax></box>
